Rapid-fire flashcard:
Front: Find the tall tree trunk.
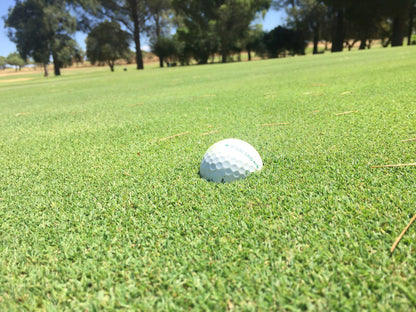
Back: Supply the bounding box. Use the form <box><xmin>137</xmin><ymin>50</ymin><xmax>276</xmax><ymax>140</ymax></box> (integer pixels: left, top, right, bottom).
<box><xmin>312</xmin><ymin>25</ymin><xmax>319</xmax><ymax>54</ymax></box>
<box><xmin>247</xmin><ymin>49</ymin><xmax>251</xmax><ymax>61</ymax></box>
<box><xmin>222</xmin><ymin>52</ymin><xmax>227</xmax><ymax>63</ymax></box>
<box><xmin>134</xmin><ymin>27</ymin><xmax>144</xmax><ymax>69</ymax></box>
<box><xmin>392</xmin><ymin>13</ymin><xmax>406</xmax><ymax>46</ymax></box>
<box><xmin>198</xmin><ymin>56</ymin><xmax>208</xmax><ymax>64</ymax></box>
<box><xmin>43</xmin><ymin>63</ymin><xmax>48</xmax><ymax>77</ymax></box>
<box><xmin>359</xmin><ymin>39</ymin><xmax>367</xmax><ymax>50</ymax></box>
<box><xmin>52</xmin><ymin>54</ymin><xmax>61</xmax><ymax>76</ymax></box>
<box><xmin>54</xmin><ymin>63</ymin><xmax>61</xmax><ymax>76</ymax></box>
<box><xmin>155</xmin><ymin>15</ymin><xmax>164</xmax><ymax>68</ymax></box>
<box><xmin>408</xmin><ymin>1</ymin><xmax>415</xmax><ymax>45</ymax></box>
<box><xmin>130</xmin><ymin>3</ymin><xmax>144</xmax><ymax>70</ymax></box>
<box><xmin>331</xmin><ymin>8</ymin><xmax>344</xmax><ymax>52</ymax></box>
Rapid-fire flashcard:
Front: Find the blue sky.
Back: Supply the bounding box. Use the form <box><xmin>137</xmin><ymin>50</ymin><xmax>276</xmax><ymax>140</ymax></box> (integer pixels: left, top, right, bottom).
<box><xmin>0</xmin><ymin>0</ymin><xmax>285</xmax><ymax>57</ymax></box>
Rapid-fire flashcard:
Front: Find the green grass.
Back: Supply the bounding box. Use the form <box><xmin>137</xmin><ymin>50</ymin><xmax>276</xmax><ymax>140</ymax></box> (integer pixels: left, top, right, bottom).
<box><xmin>1</xmin><ymin>46</ymin><xmax>416</xmax><ymax>311</ymax></box>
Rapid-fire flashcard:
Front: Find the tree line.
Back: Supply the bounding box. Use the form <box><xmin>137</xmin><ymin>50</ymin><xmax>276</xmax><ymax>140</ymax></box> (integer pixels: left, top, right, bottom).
<box><xmin>3</xmin><ymin>0</ymin><xmax>416</xmax><ymax>76</ymax></box>
<box><xmin>281</xmin><ymin>0</ymin><xmax>416</xmax><ymax>54</ymax></box>
<box><xmin>0</xmin><ymin>52</ymin><xmax>26</xmax><ymax>70</ymax></box>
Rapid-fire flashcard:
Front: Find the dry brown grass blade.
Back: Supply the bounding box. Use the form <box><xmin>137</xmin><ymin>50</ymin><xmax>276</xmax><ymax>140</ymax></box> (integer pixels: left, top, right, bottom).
<box><xmin>401</xmin><ymin>138</ymin><xmax>416</xmax><ymax>143</ymax></box>
<box><xmin>335</xmin><ymin>110</ymin><xmax>358</xmax><ymax>116</ymax></box>
<box><xmin>261</xmin><ymin>122</ymin><xmax>290</xmax><ymax>127</ymax></box>
<box><xmin>126</xmin><ymin>103</ymin><xmax>144</xmax><ymax>107</ymax></box>
<box><xmin>201</xmin><ymin>130</ymin><xmax>219</xmax><ymax>136</ymax></box>
<box><xmin>391</xmin><ymin>213</ymin><xmax>416</xmax><ymax>253</ymax></box>
<box><xmin>371</xmin><ymin>163</ymin><xmax>416</xmax><ymax>168</ymax></box>
<box><xmin>154</xmin><ymin>131</ymin><xmax>190</xmax><ymax>142</ymax></box>
<box><xmin>15</xmin><ymin>112</ymin><xmax>30</xmax><ymax>116</ymax></box>
<box><xmin>340</xmin><ymin>91</ymin><xmax>353</xmax><ymax>95</ymax></box>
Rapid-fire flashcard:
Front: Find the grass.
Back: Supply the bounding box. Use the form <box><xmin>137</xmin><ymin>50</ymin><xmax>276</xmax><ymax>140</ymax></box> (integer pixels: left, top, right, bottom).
<box><xmin>1</xmin><ymin>46</ymin><xmax>416</xmax><ymax>311</ymax></box>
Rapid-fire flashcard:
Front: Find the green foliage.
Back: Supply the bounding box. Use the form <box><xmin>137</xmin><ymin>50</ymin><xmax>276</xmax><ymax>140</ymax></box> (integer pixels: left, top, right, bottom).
<box><xmin>274</xmin><ymin>0</ymin><xmax>414</xmax><ymax>51</ymax></box>
<box><xmin>172</xmin><ymin>0</ymin><xmax>218</xmax><ymax>64</ymax></box>
<box><xmin>1</xmin><ymin>46</ymin><xmax>416</xmax><ymax>310</ymax></box>
<box><xmin>283</xmin><ymin>0</ymin><xmax>328</xmax><ymax>54</ymax></box>
<box><xmin>72</xmin><ymin>47</ymin><xmax>86</xmax><ymax>65</ymax></box>
<box><xmin>6</xmin><ymin>52</ymin><xmax>26</xmax><ymax>71</ymax></box>
<box><xmin>147</xmin><ymin>0</ymin><xmax>173</xmax><ymax>67</ymax></box>
<box><xmin>172</xmin><ymin>0</ymin><xmax>272</xmax><ymax>64</ymax></box>
<box><xmin>147</xmin><ymin>0</ymin><xmax>172</xmax><ymax>38</ymax></box>
<box><xmin>150</xmin><ymin>36</ymin><xmax>178</xmax><ymax>66</ymax></box>
<box><xmin>263</xmin><ymin>26</ymin><xmax>306</xmax><ymax>57</ymax></box>
<box><xmin>95</xmin><ymin>0</ymin><xmax>155</xmax><ymax>69</ymax></box>
<box><xmin>86</xmin><ymin>21</ymin><xmax>131</xmax><ymax>71</ymax></box>
<box><xmin>214</xmin><ymin>0</ymin><xmax>272</xmax><ymax>62</ymax></box>
<box><xmin>0</xmin><ymin>56</ymin><xmax>6</xmax><ymax>69</ymax></box>
<box><xmin>5</xmin><ymin>0</ymin><xmax>79</xmax><ymax>76</ymax></box>
<box><xmin>320</xmin><ymin>0</ymin><xmax>414</xmax><ymax>48</ymax></box>
<box><xmin>246</xmin><ymin>24</ymin><xmax>266</xmax><ymax>60</ymax></box>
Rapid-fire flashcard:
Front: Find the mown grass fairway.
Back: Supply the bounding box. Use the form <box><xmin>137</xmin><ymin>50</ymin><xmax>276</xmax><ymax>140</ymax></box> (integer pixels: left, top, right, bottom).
<box><xmin>1</xmin><ymin>47</ymin><xmax>416</xmax><ymax>310</ymax></box>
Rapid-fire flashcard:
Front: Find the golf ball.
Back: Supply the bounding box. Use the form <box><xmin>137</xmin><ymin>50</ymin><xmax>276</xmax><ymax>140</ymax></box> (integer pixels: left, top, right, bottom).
<box><xmin>200</xmin><ymin>138</ymin><xmax>263</xmax><ymax>183</ymax></box>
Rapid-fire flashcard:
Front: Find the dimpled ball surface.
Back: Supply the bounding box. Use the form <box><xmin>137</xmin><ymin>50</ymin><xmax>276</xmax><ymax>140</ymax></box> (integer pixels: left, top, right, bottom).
<box><xmin>200</xmin><ymin>139</ymin><xmax>263</xmax><ymax>183</ymax></box>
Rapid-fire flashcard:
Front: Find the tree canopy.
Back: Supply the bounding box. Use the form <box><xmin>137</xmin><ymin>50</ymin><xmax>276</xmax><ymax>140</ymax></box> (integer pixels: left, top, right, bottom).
<box><xmin>150</xmin><ymin>36</ymin><xmax>178</xmax><ymax>67</ymax></box>
<box><xmin>86</xmin><ymin>20</ymin><xmax>131</xmax><ymax>71</ymax></box>
<box><xmin>3</xmin><ymin>0</ymin><xmax>416</xmax><ymax>75</ymax></box>
<box><xmin>5</xmin><ymin>0</ymin><xmax>80</xmax><ymax>76</ymax></box>
<box><xmin>0</xmin><ymin>56</ymin><xmax>6</xmax><ymax>70</ymax></box>
<box><xmin>93</xmin><ymin>0</ymin><xmax>151</xmax><ymax>69</ymax></box>
<box><xmin>6</xmin><ymin>52</ymin><xmax>26</xmax><ymax>71</ymax></box>
<box><xmin>172</xmin><ymin>0</ymin><xmax>272</xmax><ymax>63</ymax></box>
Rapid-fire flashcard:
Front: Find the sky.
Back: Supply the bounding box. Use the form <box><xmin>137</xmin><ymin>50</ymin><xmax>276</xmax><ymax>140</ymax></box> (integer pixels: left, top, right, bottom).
<box><xmin>0</xmin><ymin>0</ymin><xmax>285</xmax><ymax>57</ymax></box>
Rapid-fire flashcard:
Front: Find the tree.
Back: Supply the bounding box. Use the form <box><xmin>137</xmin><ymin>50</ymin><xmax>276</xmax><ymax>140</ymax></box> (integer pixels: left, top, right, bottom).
<box><xmin>150</xmin><ymin>36</ymin><xmax>177</xmax><ymax>67</ymax></box>
<box><xmin>282</xmin><ymin>0</ymin><xmax>328</xmax><ymax>54</ymax></box>
<box><xmin>330</xmin><ymin>0</ymin><xmax>382</xmax><ymax>50</ymax></box>
<box><xmin>321</xmin><ymin>0</ymin><xmax>413</xmax><ymax>50</ymax></box>
<box><xmin>263</xmin><ymin>25</ymin><xmax>306</xmax><ymax>57</ymax></box>
<box><xmin>214</xmin><ymin>0</ymin><xmax>272</xmax><ymax>63</ymax></box>
<box><xmin>387</xmin><ymin>0</ymin><xmax>413</xmax><ymax>46</ymax></box>
<box><xmin>246</xmin><ymin>24</ymin><xmax>265</xmax><ymax>61</ymax></box>
<box><xmin>95</xmin><ymin>0</ymin><xmax>163</xmax><ymax>69</ymax></box>
<box><xmin>86</xmin><ymin>20</ymin><xmax>131</xmax><ymax>71</ymax></box>
<box><xmin>172</xmin><ymin>0</ymin><xmax>271</xmax><ymax>64</ymax></box>
<box><xmin>147</xmin><ymin>0</ymin><xmax>172</xmax><ymax>67</ymax></box>
<box><xmin>5</xmin><ymin>0</ymin><xmax>79</xmax><ymax>77</ymax></box>
<box><xmin>172</xmin><ymin>0</ymin><xmax>219</xmax><ymax>64</ymax></box>
<box><xmin>329</xmin><ymin>6</ymin><xmax>344</xmax><ymax>52</ymax></box>
<box><xmin>408</xmin><ymin>0</ymin><xmax>416</xmax><ymax>45</ymax></box>
<box><xmin>72</xmin><ymin>48</ymin><xmax>85</xmax><ymax>66</ymax></box>
<box><xmin>171</xmin><ymin>33</ymin><xmax>192</xmax><ymax>65</ymax></box>
<box><xmin>6</xmin><ymin>52</ymin><xmax>26</xmax><ymax>71</ymax></box>
<box><xmin>0</xmin><ymin>56</ymin><xmax>6</xmax><ymax>70</ymax></box>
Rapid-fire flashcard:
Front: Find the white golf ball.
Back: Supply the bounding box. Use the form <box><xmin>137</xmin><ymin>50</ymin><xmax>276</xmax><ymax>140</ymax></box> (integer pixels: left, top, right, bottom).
<box><xmin>200</xmin><ymin>138</ymin><xmax>263</xmax><ymax>183</ymax></box>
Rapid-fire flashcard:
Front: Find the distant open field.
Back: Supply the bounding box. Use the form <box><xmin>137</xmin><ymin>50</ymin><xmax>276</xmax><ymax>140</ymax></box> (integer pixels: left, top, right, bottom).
<box><xmin>1</xmin><ymin>46</ymin><xmax>416</xmax><ymax>310</ymax></box>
